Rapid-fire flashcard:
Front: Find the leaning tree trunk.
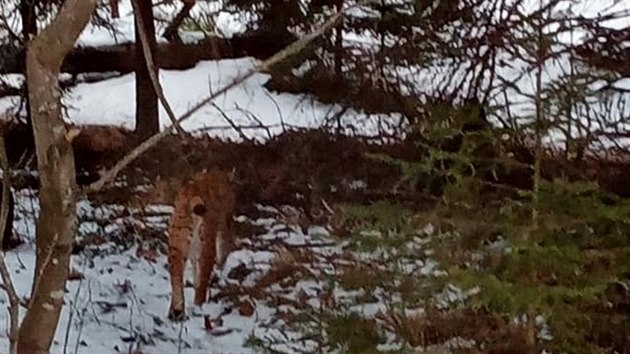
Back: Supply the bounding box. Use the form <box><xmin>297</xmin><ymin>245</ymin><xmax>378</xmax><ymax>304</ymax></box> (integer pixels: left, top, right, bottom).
<box><xmin>18</xmin><ymin>0</ymin><xmax>97</xmax><ymax>353</ymax></box>
<box><xmin>134</xmin><ymin>0</ymin><xmax>159</xmax><ymax>140</ymax></box>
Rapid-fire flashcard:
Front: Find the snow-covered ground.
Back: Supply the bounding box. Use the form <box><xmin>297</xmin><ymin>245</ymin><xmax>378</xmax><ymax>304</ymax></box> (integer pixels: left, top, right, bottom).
<box><xmin>0</xmin><ymin>188</ymin><xmax>450</xmax><ymax>354</ymax></box>
<box><xmin>0</xmin><ymin>190</ymin><xmax>334</xmax><ymax>353</ymax></box>
<box><xmin>0</xmin><ymin>58</ymin><xmax>395</xmax><ymax>141</ymax></box>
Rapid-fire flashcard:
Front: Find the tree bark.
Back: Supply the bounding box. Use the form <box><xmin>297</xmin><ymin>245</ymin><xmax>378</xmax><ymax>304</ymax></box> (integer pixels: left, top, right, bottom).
<box><xmin>18</xmin><ymin>0</ymin><xmax>97</xmax><ymax>353</ymax></box>
<box><xmin>134</xmin><ymin>0</ymin><xmax>159</xmax><ymax>140</ymax></box>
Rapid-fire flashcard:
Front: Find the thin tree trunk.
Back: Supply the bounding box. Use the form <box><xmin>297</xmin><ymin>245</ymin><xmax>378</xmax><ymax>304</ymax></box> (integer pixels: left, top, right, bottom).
<box><xmin>19</xmin><ymin>0</ymin><xmax>38</xmax><ymax>129</ymax></box>
<box><xmin>134</xmin><ymin>0</ymin><xmax>159</xmax><ymax>140</ymax></box>
<box><xmin>18</xmin><ymin>0</ymin><xmax>97</xmax><ymax>353</ymax></box>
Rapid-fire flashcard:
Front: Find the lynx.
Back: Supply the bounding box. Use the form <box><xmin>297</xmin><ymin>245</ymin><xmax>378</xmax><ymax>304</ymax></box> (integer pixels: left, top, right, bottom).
<box><xmin>166</xmin><ymin>169</ymin><xmax>236</xmax><ymax>321</ymax></box>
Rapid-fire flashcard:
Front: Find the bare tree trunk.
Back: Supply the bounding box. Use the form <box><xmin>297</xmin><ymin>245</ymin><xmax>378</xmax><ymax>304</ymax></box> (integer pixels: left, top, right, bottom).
<box><xmin>19</xmin><ymin>0</ymin><xmax>38</xmax><ymax>129</ymax></box>
<box><xmin>134</xmin><ymin>0</ymin><xmax>159</xmax><ymax>140</ymax></box>
<box><xmin>18</xmin><ymin>0</ymin><xmax>97</xmax><ymax>353</ymax></box>
<box><xmin>19</xmin><ymin>0</ymin><xmax>37</xmax><ymax>41</ymax></box>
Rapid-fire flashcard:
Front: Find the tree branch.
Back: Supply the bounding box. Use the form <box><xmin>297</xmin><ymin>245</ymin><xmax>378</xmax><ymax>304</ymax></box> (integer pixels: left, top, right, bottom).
<box><xmin>84</xmin><ymin>0</ymin><xmax>367</xmax><ymax>193</ymax></box>
<box><xmin>130</xmin><ymin>0</ymin><xmax>187</xmax><ymax>135</ymax></box>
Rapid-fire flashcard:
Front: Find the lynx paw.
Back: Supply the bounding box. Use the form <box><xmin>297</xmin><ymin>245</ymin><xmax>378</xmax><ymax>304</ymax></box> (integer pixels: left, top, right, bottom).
<box><xmin>168</xmin><ymin>308</ymin><xmax>188</xmax><ymax>322</ymax></box>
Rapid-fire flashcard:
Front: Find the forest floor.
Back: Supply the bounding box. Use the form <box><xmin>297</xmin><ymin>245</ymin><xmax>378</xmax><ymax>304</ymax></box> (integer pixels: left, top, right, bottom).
<box><xmin>0</xmin><ymin>154</ymin><xmax>462</xmax><ymax>354</ymax></box>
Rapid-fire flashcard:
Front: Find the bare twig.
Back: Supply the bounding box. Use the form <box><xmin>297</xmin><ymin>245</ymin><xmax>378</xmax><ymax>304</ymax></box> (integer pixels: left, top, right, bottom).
<box><xmin>211</xmin><ymin>103</ymin><xmax>251</xmax><ymax>142</ymax></box>
<box><xmin>177</xmin><ymin>319</ymin><xmax>185</xmax><ymax>354</ymax></box>
<box><xmin>130</xmin><ymin>0</ymin><xmax>187</xmax><ymax>135</ymax></box>
<box><xmin>0</xmin><ymin>135</ymin><xmax>19</xmax><ymax>354</ymax></box>
<box><xmin>233</xmin><ymin>104</ymin><xmax>273</xmax><ymax>140</ymax></box>
<box><xmin>262</xmin><ymin>90</ymin><xmax>287</xmax><ymax>133</ymax></box>
<box><xmin>63</xmin><ymin>254</ymin><xmax>87</xmax><ymax>354</ymax></box>
<box><xmin>190</xmin><ymin>123</ymin><xmax>300</xmax><ymax>133</ymax></box>
<box><xmin>85</xmin><ymin>1</ymin><xmax>365</xmax><ymax>193</ymax></box>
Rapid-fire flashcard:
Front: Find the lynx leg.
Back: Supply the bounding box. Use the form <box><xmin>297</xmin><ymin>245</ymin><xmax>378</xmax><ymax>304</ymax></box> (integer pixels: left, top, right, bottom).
<box><xmin>193</xmin><ymin>222</ymin><xmax>217</xmax><ymax>306</ymax></box>
<box><xmin>167</xmin><ymin>209</ymin><xmax>194</xmax><ymax>321</ymax></box>
<box><xmin>216</xmin><ymin>220</ymin><xmax>234</xmax><ymax>269</ymax></box>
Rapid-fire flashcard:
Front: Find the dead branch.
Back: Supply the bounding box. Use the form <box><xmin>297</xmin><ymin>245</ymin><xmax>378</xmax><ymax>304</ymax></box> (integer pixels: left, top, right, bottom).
<box><xmin>233</xmin><ymin>104</ymin><xmax>273</xmax><ymax>140</ymax></box>
<box><xmin>130</xmin><ymin>0</ymin><xmax>187</xmax><ymax>136</ymax></box>
<box><xmin>162</xmin><ymin>0</ymin><xmax>196</xmax><ymax>42</ymax></box>
<box><xmin>0</xmin><ymin>136</ymin><xmax>19</xmax><ymax>354</ymax></box>
<box><xmin>84</xmin><ymin>1</ymin><xmax>366</xmax><ymax>194</ymax></box>
<box><xmin>211</xmin><ymin>103</ymin><xmax>252</xmax><ymax>142</ymax></box>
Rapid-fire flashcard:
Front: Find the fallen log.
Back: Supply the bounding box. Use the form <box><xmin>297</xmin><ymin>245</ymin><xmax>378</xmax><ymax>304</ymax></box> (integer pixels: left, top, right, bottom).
<box><xmin>0</xmin><ymin>30</ymin><xmax>298</xmax><ymax>75</ymax></box>
<box><xmin>0</xmin><ymin>39</ymin><xmax>231</xmax><ymax>75</ymax></box>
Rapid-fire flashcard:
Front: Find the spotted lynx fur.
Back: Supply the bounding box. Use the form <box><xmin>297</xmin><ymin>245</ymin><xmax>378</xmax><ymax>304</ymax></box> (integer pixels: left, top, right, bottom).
<box><xmin>166</xmin><ymin>169</ymin><xmax>236</xmax><ymax>321</ymax></box>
